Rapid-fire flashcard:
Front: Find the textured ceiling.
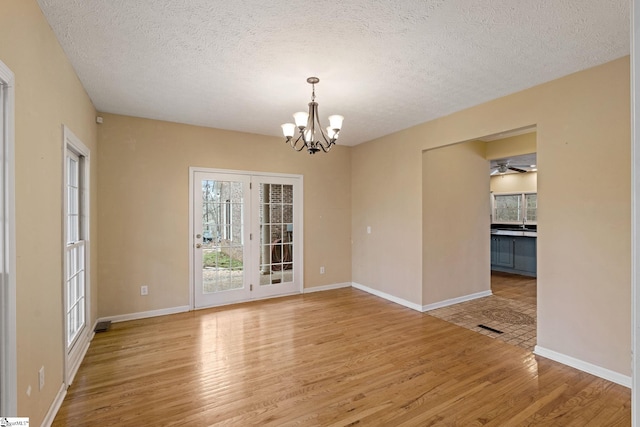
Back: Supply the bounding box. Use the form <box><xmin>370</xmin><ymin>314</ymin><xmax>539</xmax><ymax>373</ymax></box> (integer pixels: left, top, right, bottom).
<box><xmin>37</xmin><ymin>0</ymin><xmax>629</xmax><ymax>146</ymax></box>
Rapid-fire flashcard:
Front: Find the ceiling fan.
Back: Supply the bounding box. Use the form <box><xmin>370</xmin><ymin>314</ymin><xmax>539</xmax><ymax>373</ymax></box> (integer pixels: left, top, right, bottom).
<box><xmin>490</xmin><ymin>161</ymin><xmax>530</xmax><ymax>175</ymax></box>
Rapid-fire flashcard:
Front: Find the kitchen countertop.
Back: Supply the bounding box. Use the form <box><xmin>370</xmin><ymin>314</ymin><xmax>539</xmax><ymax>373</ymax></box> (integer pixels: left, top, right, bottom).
<box><xmin>491</xmin><ymin>229</ymin><xmax>537</xmax><ymax>237</ymax></box>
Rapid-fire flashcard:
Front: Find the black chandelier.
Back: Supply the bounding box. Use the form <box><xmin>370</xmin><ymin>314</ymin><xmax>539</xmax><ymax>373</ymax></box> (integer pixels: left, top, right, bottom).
<box><xmin>281</xmin><ymin>77</ymin><xmax>344</xmax><ymax>154</ymax></box>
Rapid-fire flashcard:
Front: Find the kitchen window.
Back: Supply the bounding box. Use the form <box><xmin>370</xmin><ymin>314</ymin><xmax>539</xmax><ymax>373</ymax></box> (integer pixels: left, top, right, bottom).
<box><xmin>492</xmin><ymin>192</ymin><xmax>537</xmax><ymax>224</ymax></box>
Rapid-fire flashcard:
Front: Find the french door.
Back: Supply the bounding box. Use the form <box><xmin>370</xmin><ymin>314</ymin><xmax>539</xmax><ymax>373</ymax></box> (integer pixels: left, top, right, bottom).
<box><xmin>191</xmin><ymin>169</ymin><xmax>302</xmax><ymax>308</ymax></box>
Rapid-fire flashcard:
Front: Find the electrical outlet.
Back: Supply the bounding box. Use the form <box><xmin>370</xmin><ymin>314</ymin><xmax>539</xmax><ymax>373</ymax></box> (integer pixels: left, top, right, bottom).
<box><xmin>367</xmin><ymin>226</ymin><xmax>372</xmax><ymax>234</ymax></box>
<box><xmin>26</xmin><ymin>385</ymin><xmax>31</xmax><ymax>397</ymax></box>
<box><xmin>320</xmin><ymin>266</ymin><xmax>325</xmax><ymax>274</ymax></box>
<box><xmin>141</xmin><ymin>285</ymin><xmax>148</xmax><ymax>296</ymax></box>
<box><xmin>39</xmin><ymin>366</ymin><xmax>45</xmax><ymax>391</ymax></box>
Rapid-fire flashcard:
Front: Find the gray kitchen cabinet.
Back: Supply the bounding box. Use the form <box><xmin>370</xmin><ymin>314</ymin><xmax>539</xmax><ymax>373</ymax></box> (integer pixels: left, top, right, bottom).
<box><xmin>491</xmin><ymin>236</ymin><xmax>514</xmax><ymax>268</ymax></box>
<box><xmin>513</xmin><ymin>236</ymin><xmax>536</xmax><ymax>275</ymax></box>
<box><xmin>490</xmin><ymin>234</ymin><xmax>536</xmax><ymax>277</ymax></box>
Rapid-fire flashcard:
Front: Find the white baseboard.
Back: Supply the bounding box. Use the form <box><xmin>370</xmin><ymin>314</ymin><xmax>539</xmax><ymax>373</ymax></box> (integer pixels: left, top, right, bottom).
<box><xmin>41</xmin><ymin>383</ymin><xmax>67</xmax><ymax>427</ymax></box>
<box><xmin>67</xmin><ymin>326</ymin><xmax>95</xmax><ymax>386</ymax></box>
<box><xmin>303</xmin><ymin>282</ymin><xmax>352</xmax><ymax>293</ymax></box>
<box><xmin>534</xmin><ymin>345</ymin><xmax>631</xmax><ymax>388</ymax></box>
<box><xmin>97</xmin><ymin>305</ymin><xmax>190</xmax><ymax>324</ymax></box>
<box><xmin>422</xmin><ymin>290</ymin><xmax>492</xmax><ymax>312</ymax></box>
<box><xmin>352</xmin><ymin>282</ymin><xmax>422</xmax><ymax>312</ymax></box>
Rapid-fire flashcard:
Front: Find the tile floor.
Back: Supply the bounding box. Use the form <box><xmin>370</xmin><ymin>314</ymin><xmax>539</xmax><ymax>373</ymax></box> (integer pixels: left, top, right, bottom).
<box><xmin>427</xmin><ymin>272</ymin><xmax>537</xmax><ymax>351</ymax></box>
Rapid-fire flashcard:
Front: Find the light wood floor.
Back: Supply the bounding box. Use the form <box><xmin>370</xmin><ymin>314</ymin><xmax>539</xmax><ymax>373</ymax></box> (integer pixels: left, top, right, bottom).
<box><xmin>53</xmin><ymin>288</ymin><xmax>630</xmax><ymax>426</ymax></box>
<box><xmin>491</xmin><ymin>271</ymin><xmax>537</xmax><ymax>305</ymax></box>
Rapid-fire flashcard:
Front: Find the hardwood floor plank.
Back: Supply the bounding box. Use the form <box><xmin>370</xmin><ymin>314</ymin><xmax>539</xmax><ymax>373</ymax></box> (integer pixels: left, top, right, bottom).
<box><xmin>52</xmin><ymin>288</ymin><xmax>630</xmax><ymax>426</ymax></box>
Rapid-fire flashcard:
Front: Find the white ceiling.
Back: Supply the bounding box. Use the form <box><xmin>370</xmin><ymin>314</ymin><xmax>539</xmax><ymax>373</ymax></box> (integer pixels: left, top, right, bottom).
<box><xmin>37</xmin><ymin>0</ymin><xmax>629</xmax><ymax>146</ymax></box>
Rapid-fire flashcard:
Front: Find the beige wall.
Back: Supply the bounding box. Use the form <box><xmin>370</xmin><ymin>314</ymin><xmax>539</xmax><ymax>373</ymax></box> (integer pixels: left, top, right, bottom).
<box><xmin>350</xmin><ymin>136</ymin><xmax>424</xmax><ymax>303</ymax></box>
<box><xmin>486</xmin><ymin>131</ymin><xmax>536</xmax><ymax>160</ymax></box>
<box><xmin>352</xmin><ymin>57</ymin><xmax>631</xmax><ymax>376</ymax></box>
<box><xmin>491</xmin><ymin>172</ymin><xmax>538</xmax><ymax>193</ymax></box>
<box><xmin>0</xmin><ymin>1</ymin><xmax>98</xmax><ymax>423</ymax></box>
<box><xmin>423</xmin><ymin>141</ymin><xmax>490</xmax><ymax>305</ymax></box>
<box><xmin>97</xmin><ymin>114</ymin><xmax>352</xmax><ymax>317</ymax></box>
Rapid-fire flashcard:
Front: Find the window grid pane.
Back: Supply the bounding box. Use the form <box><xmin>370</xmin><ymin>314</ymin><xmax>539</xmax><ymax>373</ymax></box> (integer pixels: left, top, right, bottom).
<box><xmin>525</xmin><ymin>194</ymin><xmax>537</xmax><ymax>222</ymax></box>
<box><xmin>494</xmin><ymin>194</ymin><xmax>522</xmax><ymax>222</ymax></box>
<box><xmin>67</xmin><ymin>155</ymin><xmax>80</xmax><ymax>244</ymax></box>
<box><xmin>66</xmin><ymin>243</ymin><xmax>86</xmax><ymax>346</ymax></box>
<box><xmin>259</xmin><ymin>183</ymin><xmax>294</xmax><ymax>285</ymax></box>
<box><xmin>493</xmin><ymin>193</ymin><xmax>537</xmax><ymax>224</ymax></box>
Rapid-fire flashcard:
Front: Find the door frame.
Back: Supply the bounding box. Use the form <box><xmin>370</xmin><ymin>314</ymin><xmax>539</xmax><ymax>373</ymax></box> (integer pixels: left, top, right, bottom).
<box><xmin>0</xmin><ymin>59</ymin><xmax>17</xmax><ymax>416</ymax></box>
<box><xmin>188</xmin><ymin>167</ymin><xmax>304</xmax><ymax>309</ymax></box>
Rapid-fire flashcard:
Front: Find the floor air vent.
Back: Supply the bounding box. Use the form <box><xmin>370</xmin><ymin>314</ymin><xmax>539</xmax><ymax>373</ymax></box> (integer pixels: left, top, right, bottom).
<box><xmin>477</xmin><ymin>324</ymin><xmax>503</xmax><ymax>334</ymax></box>
<box><xmin>94</xmin><ymin>321</ymin><xmax>112</xmax><ymax>333</ymax></box>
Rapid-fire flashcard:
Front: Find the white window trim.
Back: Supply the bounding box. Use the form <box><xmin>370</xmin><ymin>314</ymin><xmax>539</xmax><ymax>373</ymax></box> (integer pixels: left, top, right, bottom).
<box><xmin>0</xmin><ymin>59</ymin><xmax>17</xmax><ymax>416</ymax></box>
<box><xmin>62</xmin><ymin>126</ymin><xmax>91</xmax><ymax>386</ymax></box>
<box><xmin>491</xmin><ymin>191</ymin><xmax>537</xmax><ymax>225</ymax></box>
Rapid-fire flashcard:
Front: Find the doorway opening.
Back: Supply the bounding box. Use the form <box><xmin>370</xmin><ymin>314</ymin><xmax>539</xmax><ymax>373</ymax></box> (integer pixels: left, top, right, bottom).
<box><xmin>486</xmin><ymin>133</ymin><xmax>537</xmax><ymax>349</ymax></box>
<box><xmin>424</xmin><ymin>126</ymin><xmax>538</xmax><ymax>351</ymax></box>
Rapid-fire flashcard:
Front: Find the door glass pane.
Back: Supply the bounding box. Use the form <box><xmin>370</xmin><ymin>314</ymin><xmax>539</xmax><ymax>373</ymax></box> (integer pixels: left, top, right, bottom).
<box><xmin>201</xmin><ymin>179</ymin><xmax>244</xmax><ymax>293</ymax></box>
<box><xmin>259</xmin><ymin>183</ymin><xmax>294</xmax><ymax>285</ymax></box>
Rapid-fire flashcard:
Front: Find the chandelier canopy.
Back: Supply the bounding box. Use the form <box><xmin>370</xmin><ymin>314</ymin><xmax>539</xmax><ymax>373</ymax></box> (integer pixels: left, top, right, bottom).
<box><xmin>281</xmin><ymin>77</ymin><xmax>344</xmax><ymax>154</ymax></box>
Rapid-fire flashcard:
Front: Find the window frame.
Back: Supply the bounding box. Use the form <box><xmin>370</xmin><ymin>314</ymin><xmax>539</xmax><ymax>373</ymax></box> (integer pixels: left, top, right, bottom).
<box><xmin>491</xmin><ymin>191</ymin><xmax>537</xmax><ymax>225</ymax></box>
<box><xmin>62</xmin><ymin>126</ymin><xmax>91</xmax><ymax>386</ymax></box>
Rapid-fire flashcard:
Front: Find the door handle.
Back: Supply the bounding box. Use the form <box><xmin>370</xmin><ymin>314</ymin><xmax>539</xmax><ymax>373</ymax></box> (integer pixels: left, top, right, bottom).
<box><xmin>196</xmin><ymin>234</ymin><xmax>202</xmax><ymax>239</ymax></box>
<box><xmin>195</xmin><ymin>243</ymin><xmax>202</xmax><ymax>249</ymax></box>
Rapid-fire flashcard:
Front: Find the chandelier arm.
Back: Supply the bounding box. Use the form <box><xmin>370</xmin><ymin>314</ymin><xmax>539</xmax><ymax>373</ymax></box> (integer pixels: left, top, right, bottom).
<box><xmin>313</xmin><ymin>108</ymin><xmax>336</xmax><ymax>150</ymax></box>
<box><xmin>307</xmin><ymin>102</ymin><xmax>317</xmax><ymax>143</ymax></box>
<box><xmin>290</xmin><ymin>133</ymin><xmax>308</xmax><ymax>152</ymax></box>
<box><xmin>316</xmin><ymin>139</ymin><xmax>335</xmax><ymax>153</ymax></box>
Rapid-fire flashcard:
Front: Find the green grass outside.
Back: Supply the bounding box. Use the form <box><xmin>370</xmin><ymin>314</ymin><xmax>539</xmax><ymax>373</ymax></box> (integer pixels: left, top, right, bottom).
<box><xmin>203</xmin><ymin>250</ymin><xmax>243</xmax><ymax>269</ymax></box>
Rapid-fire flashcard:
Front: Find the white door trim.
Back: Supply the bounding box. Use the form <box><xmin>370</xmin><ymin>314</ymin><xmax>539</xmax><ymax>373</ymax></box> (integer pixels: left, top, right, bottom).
<box><xmin>0</xmin><ymin>59</ymin><xmax>17</xmax><ymax>416</ymax></box>
<box><xmin>188</xmin><ymin>167</ymin><xmax>304</xmax><ymax>309</ymax></box>
<box><xmin>62</xmin><ymin>125</ymin><xmax>92</xmax><ymax>386</ymax></box>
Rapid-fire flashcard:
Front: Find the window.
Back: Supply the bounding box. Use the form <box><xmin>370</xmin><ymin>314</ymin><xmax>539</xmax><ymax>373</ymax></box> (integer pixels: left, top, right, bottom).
<box><xmin>492</xmin><ymin>192</ymin><xmax>537</xmax><ymax>224</ymax></box>
<box><xmin>63</xmin><ymin>126</ymin><xmax>90</xmax><ymax>385</ymax></box>
<box><xmin>65</xmin><ymin>150</ymin><xmax>85</xmax><ymax>347</ymax></box>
